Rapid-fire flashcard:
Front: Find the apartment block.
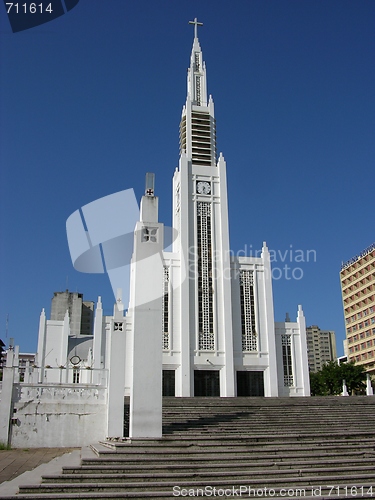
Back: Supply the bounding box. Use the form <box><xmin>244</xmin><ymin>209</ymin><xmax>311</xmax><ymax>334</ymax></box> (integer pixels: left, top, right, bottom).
<box><xmin>340</xmin><ymin>243</ymin><xmax>375</xmax><ymax>375</ymax></box>
<box><xmin>51</xmin><ymin>290</ymin><xmax>94</xmax><ymax>336</ymax></box>
<box><xmin>306</xmin><ymin>325</ymin><xmax>337</xmax><ymax>372</ymax></box>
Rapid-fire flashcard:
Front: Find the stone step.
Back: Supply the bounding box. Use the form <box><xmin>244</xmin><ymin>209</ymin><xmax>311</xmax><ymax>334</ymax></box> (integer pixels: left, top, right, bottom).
<box><xmin>8</xmin><ymin>490</ymin><xmax>375</xmax><ymax>500</ymax></box>
<box><xmin>162</xmin><ymin>402</ymin><xmax>374</xmax><ymax>407</ymax></box>
<box><xmin>164</xmin><ymin>419</ymin><xmax>375</xmax><ymax>427</ymax></box>
<box><xmin>81</xmin><ymin>450</ymin><xmax>375</xmax><ymax>467</ymax></box>
<box><xmin>162</xmin><ymin>415</ymin><xmax>373</xmax><ymax>422</ymax></box>
<box><xmin>99</xmin><ymin>431</ymin><xmax>375</xmax><ymax>449</ymax></box>
<box><xmin>106</xmin><ymin>429</ymin><xmax>375</xmax><ymax>442</ymax></box>
<box><xmin>89</xmin><ymin>442</ymin><xmax>375</xmax><ymax>459</ymax></box>
<box><xmin>162</xmin><ymin>416</ymin><xmax>375</xmax><ymax>423</ymax></box>
<box><xmin>162</xmin><ymin>404</ymin><xmax>375</xmax><ymax>411</ymax></box>
<box><xmin>161</xmin><ymin>395</ymin><xmax>375</xmax><ymax>404</ymax></box>
<box><xmin>162</xmin><ymin>415</ymin><xmax>375</xmax><ymax>422</ymax></box>
<box><xmin>162</xmin><ymin>424</ymin><xmax>375</xmax><ymax>433</ymax></box>
<box><xmin>86</xmin><ymin>442</ymin><xmax>375</xmax><ymax>462</ymax></box>
<box><xmin>161</xmin><ymin>403</ymin><xmax>375</xmax><ymax>411</ymax></box>
<box><xmin>96</xmin><ymin>444</ymin><xmax>375</xmax><ymax>457</ymax></box>
<box><xmin>42</xmin><ymin>463</ymin><xmax>374</xmax><ymax>484</ymax></box>
<box><xmin>165</xmin><ymin>413</ymin><xmax>371</xmax><ymax>421</ymax></box>
<box><xmin>61</xmin><ymin>455</ymin><xmax>375</xmax><ymax>474</ymax></box>
<box><xmin>18</xmin><ymin>473</ymin><xmax>375</xmax><ymax>494</ymax></box>
<box><xmin>164</xmin><ymin>418</ymin><xmax>375</xmax><ymax>425</ymax></box>
<box><xmin>162</xmin><ymin>406</ymin><xmax>375</xmax><ymax>413</ymax></box>
<box><xmin>162</xmin><ymin>428</ymin><xmax>375</xmax><ymax>438</ymax></box>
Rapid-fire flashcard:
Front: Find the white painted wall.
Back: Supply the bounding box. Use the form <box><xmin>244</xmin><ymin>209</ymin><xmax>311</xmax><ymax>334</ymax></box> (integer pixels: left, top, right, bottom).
<box><xmin>11</xmin><ymin>384</ymin><xmax>107</xmax><ymax>448</ymax></box>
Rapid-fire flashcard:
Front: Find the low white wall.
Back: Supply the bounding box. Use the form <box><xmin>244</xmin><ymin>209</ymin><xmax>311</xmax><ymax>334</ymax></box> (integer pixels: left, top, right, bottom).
<box><xmin>10</xmin><ymin>384</ymin><xmax>107</xmax><ymax>448</ymax></box>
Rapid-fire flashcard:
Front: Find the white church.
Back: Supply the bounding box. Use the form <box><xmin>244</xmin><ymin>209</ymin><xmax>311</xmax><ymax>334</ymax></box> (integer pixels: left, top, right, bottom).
<box><xmin>36</xmin><ymin>22</ymin><xmax>310</xmax><ymax>403</ymax></box>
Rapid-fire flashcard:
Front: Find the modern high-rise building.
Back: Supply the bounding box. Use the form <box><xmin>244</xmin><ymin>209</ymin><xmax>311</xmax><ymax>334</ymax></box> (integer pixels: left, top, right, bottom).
<box><xmin>306</xmin><ymin>325</ymin><xmax>337</xmax><ymax>372</ymax></box>
<box><xmin>51</xmin><ymin>290</ymin><xmax>94</xmax><ymax>336</ymax></box>
<box><xmin>340</xmin><ymin>242</ymin><xmax>375</xmax><ymax>375</ymax></box>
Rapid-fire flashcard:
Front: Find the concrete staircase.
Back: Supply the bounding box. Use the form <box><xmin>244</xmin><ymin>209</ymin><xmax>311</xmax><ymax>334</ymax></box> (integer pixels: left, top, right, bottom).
<box><xmin>7</xmin><ymin>397</ymin><xmax>375</xmax><ymax>499</ymax></box>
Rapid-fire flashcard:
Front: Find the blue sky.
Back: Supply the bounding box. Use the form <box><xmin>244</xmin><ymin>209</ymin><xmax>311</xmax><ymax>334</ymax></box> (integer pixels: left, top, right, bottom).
<box><xmin>0</xmin><ymin>1</ymin><xmax>374</xmax><ymax>355</ymax></box>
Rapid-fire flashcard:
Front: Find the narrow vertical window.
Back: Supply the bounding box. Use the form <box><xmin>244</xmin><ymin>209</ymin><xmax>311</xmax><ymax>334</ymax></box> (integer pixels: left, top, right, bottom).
<box><xmin>179</xmin><ymin>116</ymin><xmax>187</xmax><ymax>156</ymax></box>
<box><xmin>197</xmin><ymin>202</ymin><xmax>214</xmax><ymax>350</ymax></box>
<box><xmin>73</xmin><ymin>368</ymin><xmax>80</xmax><ymax>384</ymax></box>
<box><xmin>162</xmin><ymin>266</ymin><xmax>170</xmax><ymax>350</ymax></box>
<box><xmin>195</xmin><ymin>76</ymin><xmax>201</xmax><ymax>105</ymax></box>
<box><xmin>281</xmin><ymin>334</ymin><xmax>294</xmax><ymax>387</ymax></box>
<box><xmin>239</xmin><ymin>270</ymin><xmax>257</xmax><ymax>351</ymax></box>
<box><xmin>194</xmin><ymin>53</ymin><xmax>200</xmax><ymax>71</ymax></box>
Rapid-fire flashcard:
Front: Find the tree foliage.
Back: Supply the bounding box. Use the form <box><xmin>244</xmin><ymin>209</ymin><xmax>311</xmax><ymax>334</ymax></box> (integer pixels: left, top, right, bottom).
<box><xmin>310</xmin><ymin>361</ymin><xmax>367</xmax><ymax>396</ymax></box>
<box><xmin>339</xmin><ymin>362</ymin><xmax>367</xmax><ymax>395</ymax></box>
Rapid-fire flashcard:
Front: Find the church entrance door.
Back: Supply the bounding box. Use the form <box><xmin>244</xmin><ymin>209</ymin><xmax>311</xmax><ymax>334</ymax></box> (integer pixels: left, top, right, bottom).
<box><xmin>194</xmin><ymin>370</ymin><xmax>220</xmax><ymax>396</ymax></box>
<box><xmin>237</xmin><ymin>371</ymin><xmax>264</xmax><ymax>396</ymax></box>
<box><xmin>162</xmin><ymin>370</ymin><xmax>176</xmax><ymax>396</ymax></box>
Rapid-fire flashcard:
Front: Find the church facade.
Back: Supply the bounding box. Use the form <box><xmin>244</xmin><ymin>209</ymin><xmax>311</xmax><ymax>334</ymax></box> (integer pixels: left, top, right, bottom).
<box><xmin>36</xmin><ymin>26</ymin><xmax>310</xmax><ymax>399</ymax></box>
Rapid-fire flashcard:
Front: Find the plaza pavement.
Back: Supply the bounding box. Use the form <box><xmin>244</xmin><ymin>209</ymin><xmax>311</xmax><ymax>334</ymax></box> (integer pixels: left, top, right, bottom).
<box><xmin>0</xmin><ymin>447</ymin><xmax>79</xmax><ymax>497</ymax></box>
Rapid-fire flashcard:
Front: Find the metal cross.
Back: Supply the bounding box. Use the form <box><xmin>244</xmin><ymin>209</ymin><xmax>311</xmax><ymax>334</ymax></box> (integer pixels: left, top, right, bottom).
<box><xmin>189</xmin><ymin>18</ymin><xmax>203</xmax><ymax>39</ymax></box>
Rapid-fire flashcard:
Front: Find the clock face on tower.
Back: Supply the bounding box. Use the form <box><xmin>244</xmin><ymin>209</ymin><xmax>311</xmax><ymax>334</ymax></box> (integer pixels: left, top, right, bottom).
<box><xmin>196</xmin><ymin>181</ymin><xmax>211</xmax><ymax>195</ymax></box>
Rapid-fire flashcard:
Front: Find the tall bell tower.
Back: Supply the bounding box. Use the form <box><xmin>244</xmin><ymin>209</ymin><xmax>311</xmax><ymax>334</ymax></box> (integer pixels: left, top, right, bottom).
<box><xmin>172</xmin><ymin>19</ymin><xmax>235</xmax><ymax>397</ymax></box>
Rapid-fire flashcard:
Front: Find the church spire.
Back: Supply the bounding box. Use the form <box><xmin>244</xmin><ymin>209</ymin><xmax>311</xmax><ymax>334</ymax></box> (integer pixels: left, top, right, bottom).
<box><xmin>180</xmin><ymin>19</ymin><xmax>216</xmax><ymax>166</ymax></box>
<box><xmin>187</xmin><ymin>18</ymin><xmax>207</xmax><ymax>107</ymax></box>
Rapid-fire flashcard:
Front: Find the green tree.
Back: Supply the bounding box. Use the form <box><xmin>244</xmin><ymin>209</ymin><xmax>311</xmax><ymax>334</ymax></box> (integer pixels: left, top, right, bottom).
<box><xmin>339</xmin><ymin>362</ymin><xmax>366</xmax><ymax>395</ymax></box>
<box><xmin>320</xmin><ymin>361</ymin><xmax>342</xmax><ymax>395</ymax></box>
<box><xmin>309</xmin><ymin>361</ymin><xmax>367</xmax><ymax>396</ymax></box>
<box><xmin>309</xmin><ymin>370</ymin><xmax>326</xmax><ymax>396</ymax></box>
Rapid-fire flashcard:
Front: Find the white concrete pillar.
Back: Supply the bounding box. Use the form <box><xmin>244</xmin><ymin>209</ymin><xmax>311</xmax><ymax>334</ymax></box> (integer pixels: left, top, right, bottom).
<box><xmin>342</xmin><ymin>380</ymin><xmax>349</xmax><ymax>396</ymax></box>
<box><xmin>25</xmin><ymin>360</ymin><xmax>31</xmax><ymax>383</ymax></box>
<box><xmin>177</xmin><ymin>154</ymin><xmax>192</xmax><ymax>397</ymax></box>
<box><xmin>60</xmin><ymin>310</ymin><xmax>69</xmax><ymax>367</ymax></box>
<box><xmin>93</xmin><ymin>297</ymin><xmax>104</xmax><ymax>385</ymax></box>
<box><xmin>106</xmin><ymin>297</ymin><xmax>126</xmax><ymax>438</ymax></box>
<box><xmin>366</xmin><ymin>373</ymin><xmax>374</xmax><ymax>396</ymax></box>
<box><xmin>217</xmin><ymin>154</ymin><xmax>235</xmax><ymax>397</ymax></box>
<box><xmin>13</xmin><ymin>346</ymin><xmax>20</xmax><ymax>383</ymax></box>
<box><xmin>261</xmin><ymin>242</ymin><xmax>279</xmax><ymax>396</ymax></box>
<box><xmin>93</xmin><ymin>297</ymin><xmax>103</xmax><ymax>369</ymax></box>
<box><xmin>129</xmin><ymin>194</ymin><xmax>163</xmax><ymax>439</ymax></box>
<box><xmin>0</xmin><ymin>350</ymin><xmax>15</xmax><ymax>445</ymax></box>
<box><xmin>297</xmin><ymin>305</ymin><xmax>311</xmax><ymax>396</ymax></box>
<box><xmin>36</xmin><ymin>309</ymin><xmax>47</xmax><ymax>383</ymax></box>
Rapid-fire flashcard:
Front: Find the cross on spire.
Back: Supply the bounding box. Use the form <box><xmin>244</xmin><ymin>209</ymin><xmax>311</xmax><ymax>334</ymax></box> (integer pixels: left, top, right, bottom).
<box><xmin>189</xmin><ymin>17</ymin><xmax>203</xmax><ymax>39</ymax></box>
